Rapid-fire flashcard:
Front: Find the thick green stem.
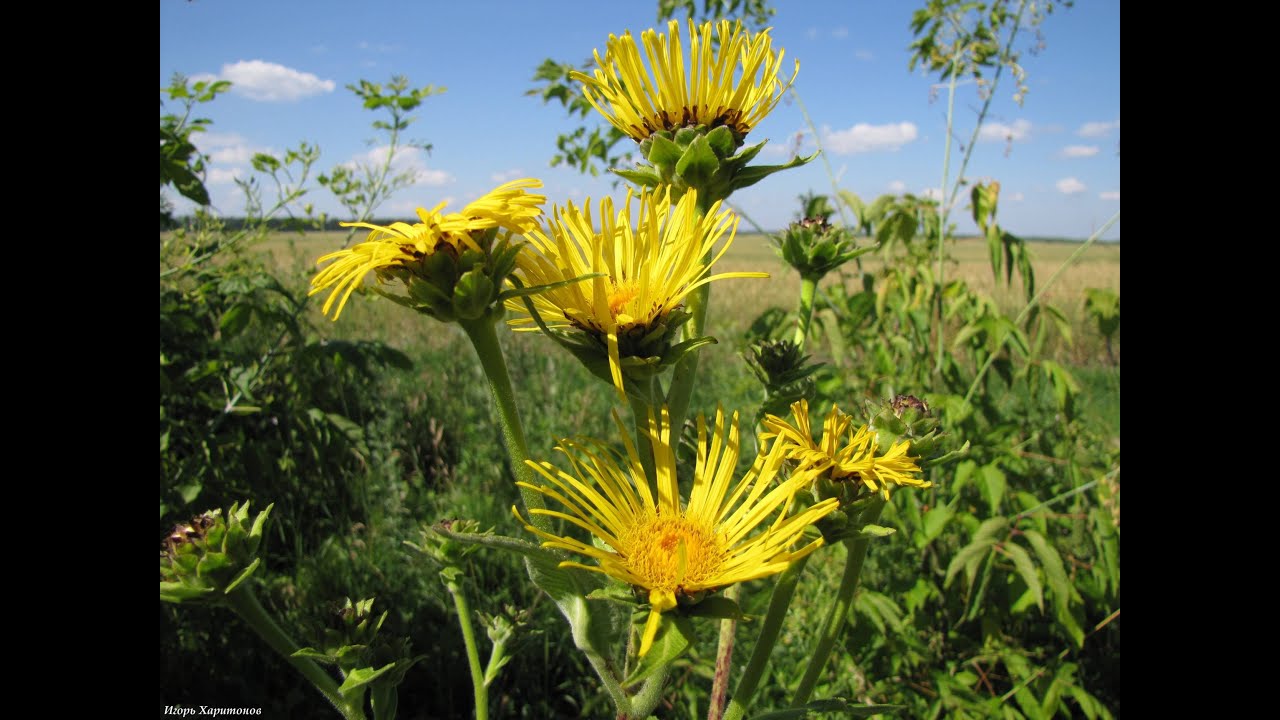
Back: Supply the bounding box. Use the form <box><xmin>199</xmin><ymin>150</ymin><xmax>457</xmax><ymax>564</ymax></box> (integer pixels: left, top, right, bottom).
<box><xmin>445</xmin><ymin>578</ymin><xmax>489</xmax><ymax>720</ymax></box>
<box><xmin>722</xmin><ymin>554</ymin><xmax>811</xmax><ymax>720</ymax></box>
<box><xmin>628</xmin><ymin>376</ymin><xmax>663</xmax><ymax>486</ymax></box>
<box><xmin>707</xmin><ymin>584</ymin><xmax>741</xmax><ymax>720</ymax></box>
<box><xmin>790</xmin><ymin>499</ymin><xmax>887</xmax><ymax>707</ymax></box>
<box><xmin>628</xmin><ymin>663</ymin><xmax>672</xmax><ymax>719</ymax></box>
<box><xmin>224</xmin><ymin>586</ymin><xmax>363</xmax><ymax>720</ymax></box>
<box><xmin>793</xmin><ymin>275</ymin><xmax>820</xmax><ymax>350</ymax></box>
<box><xmin>458</xmin><ymin>316</ymin><xmax>549</xmax><ymax>532</ymax></box>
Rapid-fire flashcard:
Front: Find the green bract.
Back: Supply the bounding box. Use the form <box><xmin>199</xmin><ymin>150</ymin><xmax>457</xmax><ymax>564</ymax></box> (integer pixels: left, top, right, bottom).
<box><xmin>616</xmin><ymin>125</ymin><xmax>815</xmax><ymax>210</ymax></box>
<box><xmin>772</xmin><ymin>217</ymin><xmax>873</xmax><ymax>281</ymax></box>
<box><xmin>159</xmin><ymin>501</ymin><xmax>273</xmax><ymax>604</ymax></box>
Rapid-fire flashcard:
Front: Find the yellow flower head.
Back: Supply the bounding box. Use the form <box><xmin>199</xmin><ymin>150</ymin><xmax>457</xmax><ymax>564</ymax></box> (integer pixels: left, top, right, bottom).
<box><xmin>514</xmin><ymin>406</ymin><xmax>838</xmax><ymax>656</ymax></box>
<box><xmin>573</xmin><ymin>18</ymin><xmax>798</xmax><ymax>143</ymax></box>
<box><xmin>762</xmin><ymin>399</ymin><xmax>931</xmax><ymax>500</ymax></box>
<box><xmin>310</xmin><ymin>179</ymin><xmax>546</xmax><ymax>320</ymax></box>
<box><xmin>507</xmin><ymin>186</ymin><xmax>766</xmax><ymax>401</ymax></box>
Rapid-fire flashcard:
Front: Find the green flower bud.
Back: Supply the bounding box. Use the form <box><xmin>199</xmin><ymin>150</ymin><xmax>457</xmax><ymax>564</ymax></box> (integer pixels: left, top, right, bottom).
<box><xmin>159</xmin><ymin>502</ymin><xmax>273</xmax><ymax>604</ymax></box>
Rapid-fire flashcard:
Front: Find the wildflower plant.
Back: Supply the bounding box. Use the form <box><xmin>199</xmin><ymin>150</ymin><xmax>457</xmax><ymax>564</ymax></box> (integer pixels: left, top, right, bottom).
<box><xmin>161</xmin><ymin>8</ymin><xmax>963</xmax><ymax>720</ymax></box>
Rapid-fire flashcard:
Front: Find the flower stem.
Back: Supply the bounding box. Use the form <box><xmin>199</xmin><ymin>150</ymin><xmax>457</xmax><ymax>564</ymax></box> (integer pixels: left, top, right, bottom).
<box><xmin>790</xmin><ymin>498</ymin><xmax>887</xmax><ymax>707</ymax></box>
<box><xmin>628</xmin><ymin>662</ymin><xmax>671</xmax><ymax>719</ymax></box>
<box><xmin>793</xmin><ymin>275</ymin><xmax>820</xmax><ymax>350</ymax></box>
<box><xmin>665</xmin><ymin>280</ymin><xmax>709</xmax><ymax>438</ymax></box>
<box><xmin>707</xmin><ymin>584</ymin><xmax>741</xmax><ymax>720</ymax></box>
<box><xmin>444</xmin><ymin>576</ymin><xmax>489</xmax><ymax>720</ymax></box>
<box><xmin>224</xmin><ymin>586</ymin><xmax>363</xmax><ymax>720</ymax></box>
<box><xmin>722</xmin><ymin>554</ymin><xmax>811</xmax><ymax>720</ymax></box>
<box><xmin>458</xmin><ymin>316</ymin><xmax>549</xmax><ymax>532</ymax></box>
<box><xmin>629</xmin><ymin>376</ymin><xmax>663</xmax><ymax>484</ymax></box>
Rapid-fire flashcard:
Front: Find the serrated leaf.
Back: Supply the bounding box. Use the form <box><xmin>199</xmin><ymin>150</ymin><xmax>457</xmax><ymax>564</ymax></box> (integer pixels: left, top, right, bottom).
<box><xmin>979</xmin><ymin>464</ymin><xmax>1006</xmax><ymax>515</ymax></box>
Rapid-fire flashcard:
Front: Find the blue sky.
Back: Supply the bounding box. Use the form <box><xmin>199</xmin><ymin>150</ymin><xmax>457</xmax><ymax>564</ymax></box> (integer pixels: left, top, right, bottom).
<box><xmin>160</xmin><ymin>0</ymin><xmax>1119</xmax><ymax>239</ymax></box>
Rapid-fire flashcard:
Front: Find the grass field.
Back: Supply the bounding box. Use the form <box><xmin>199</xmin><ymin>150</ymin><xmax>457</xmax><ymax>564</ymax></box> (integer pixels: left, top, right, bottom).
<box><xmin>260</xmin><ymin>230</ymin><xmax>1120</xmax><ymax>367</ymax></box>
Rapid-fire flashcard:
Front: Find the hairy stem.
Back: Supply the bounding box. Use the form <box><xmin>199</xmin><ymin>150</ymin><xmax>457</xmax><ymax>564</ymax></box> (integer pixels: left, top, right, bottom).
<box><xmin>459</xmin><ymin>316</ymin><xmax>549</xmax><ymax>531</ymax></box>
<box><xmin>445</xmin><ymin>577</ymin><xmax>489</xmax><ymax>720</ymax></box>
<box><xmin>722</xmin><ymin>554</ymin><xmax>811</xmax><ymax>720</ymax></box>
<box><xmin>793</xmin><ymin>275</ymin><xmax>820</xmax><ymax>350</ymax></box>
<box><xmin>790</xmin><ymin>498</ymin><xmax>887</xmax><ymax>707</ymax></box>
<box><xmin>225</xmin><ymin>586</ymin><xmax>363</xmax><ymax>720</ymax></box>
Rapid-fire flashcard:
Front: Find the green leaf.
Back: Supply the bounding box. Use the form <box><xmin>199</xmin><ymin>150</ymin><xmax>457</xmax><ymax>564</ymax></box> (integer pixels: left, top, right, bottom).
<box><xmin>729</xmin><ymin>151</ymin><xmax>816</xmax><ymax>191</ymax></box>
<box><xmin>704</xmin><ymin>125</ymin><xmax>735</xmax><ymax>156</ymax></box>
<box><xmin>749</xmin><ymin>700</ymin><xmax>905</xmax><ymax>718</ymax></box>
<box><xmin>218</xmin><ymin>303</ymin><xmax>253</xmax><ymax>338</ymax></box>
<box><xmin>624</xmin><ymin>615</ymin><xmax>693</xmax><ymax>685</ymax></box>
<box><xmin>979</xmin><ymin>463</ymin><xmax>1006</xmax><ymax>515</ymax></box>
<box><xmin>945</xmin><ymin>517</ymin><xmax>1008</xmax><ymax>588</ymax></box>
<box><xmin>1024</xmin><ymin>529</ymin><xmax>1084</xmax><ymax>646</ymax></box>
<box><xmin>919</xmin><ymin>503</ymin><xmax>954</xmax><ymax>548</ymax></box>
<box><xmin>1002</xmin><ymin>541</ymin><xmax>1043</xmax><ymax>612</ymax></box>
<box><xmin>336</xmin><ymin>664</ymin><xmax>396</xmax><ymax>696</ymax></box>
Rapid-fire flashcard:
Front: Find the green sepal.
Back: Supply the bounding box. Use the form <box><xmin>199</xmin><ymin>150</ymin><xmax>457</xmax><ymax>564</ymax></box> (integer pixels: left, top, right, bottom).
<box><xmin>614</xmin><ymin>167</ymin><xmax>664</xmax><ymax>188</ymax></box>
<box><xmin>675</xmin><ymin>133</ymin><xmax>721</xmax><ymax>187</ymax></box>
<box><xmin>159</xmin><ymin>582</ymin><xmax>215</xmax><ymax>604</ymax></box>
<box><xmin>646</xmin><ymin>132</ymin><xmax>684</xmax><ymax>167</ymax></box>
<box><xmin>452</xmin><ymin>267</ymin><xmax>496</xmax><ymax>320</ymax></box>
<box><xmin>705</xmin><ymin>125</ymin><xmax>736</xmax><ymax>157</ymax></box>
<box><xmin>223</xmin><ymin>557</ymin><xmax>262</xmax><ymax>594</ymax></box>
<box><xmin>730</xmin><ymin>151</ymin><xmax>817</xmax><ymax>192</ymax></box>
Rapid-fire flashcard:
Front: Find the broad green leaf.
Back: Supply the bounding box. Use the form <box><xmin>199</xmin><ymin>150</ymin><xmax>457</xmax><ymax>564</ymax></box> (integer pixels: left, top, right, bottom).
<box><xmin>674</xmin><ymin>133</ymin><xmax>720</xmax><ymax>186</ymax></box>
<box><xmin>919</xmin><ymin>503</ymin><xmax>954</xmax><ymax>547</ymax></box>
<box><xmin>624</xmin><ymin>615</ymin><xmax>693</xmax><ymax>685</ymax></box>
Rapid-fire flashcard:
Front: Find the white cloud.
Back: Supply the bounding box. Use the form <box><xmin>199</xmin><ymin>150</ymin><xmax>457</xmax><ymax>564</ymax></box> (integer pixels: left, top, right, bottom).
<box><xmin>921</xmin><ymin>187</ymin><xmax>943</xmax><ymax>200</ymax></box>
<box><xmin>1077</xmin><ymin>120</ymin><xmax>1120</xmax><ymax>138</ymax></box>
<box><xmin>346</xmin><ymin>146</ymin><xmax>453</xmax><ymax>187</ymax></box>
<box><xmin>207</xmin><ymin>167</ymin><xmax>244</xmax><ymax>185</ymax></box>
<box><xmin>214</xmin><ymin>60</ymin><xmax>335</xmax><ymax>102</ymax></box>
<box><xmin>806</xmin><ymin>27</ymin><xmax>819</xmax><ymax>40</ymax></box>
<box><xmin>1061</xmin><ymin>145</ymin><xmax>1100</xmax><ymax>158</ymax></box>
<box><xmin>831</xmin><ymin>27</ymin><xmax>849</xmax><ymax>38</ymax></box>
<box><xmin>822</xmin><ymin>122</ymin><xmax>918</xmax><ymax>154</ymax></box>
<box><xmin>855</xmin><ymin>49</ymin><xmax>875</xmax><ymax>61</ymax></box>
<box><xmin>887</xmin><ymin>180</ymin><xmax>907</xmax><ymax>194</ymax></box>
<box><xmin>490</xmin><ymin>169</ymin><xmax>526</xmax><ymax>183</ymax></box>
<box><xmin>1010</xmin><ymin>192</ymin><xmax>1025</xmax><ymax>202</ymax></box>
<box><xmin>1100</xmin><ymin>191</ymin><xmax>1120</xmax><ymax>200</ymax></box>
<box><xmin>979</xmin><ymin>119</ymin><xmax>1032</xmax><ymax>143</ymax></box>
<box><xmin>1056</xmin><ymin>177</ymin><xmax>1087</xmax><ymax>195</ymax></box>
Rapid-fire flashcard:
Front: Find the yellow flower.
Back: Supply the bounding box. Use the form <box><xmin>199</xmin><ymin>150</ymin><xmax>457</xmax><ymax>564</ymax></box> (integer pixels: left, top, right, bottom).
<box><xmin>310</xmin><ymin>179</ymin><xmax>545</xmax><ymax>320</ymax></box>
<box><xmin>514</xmin><ymin>406</ymin><xmax>838</xmax><ymax>656</ymax></box>
<box><xmin>573</xmin><ymin>18</ymin><xmax>798</xmax><ymax>143</ymax></box>
<box><xmin>506</xmin><ymin>187</ymin><xmax>765</xmax><ymax>401</ymax></box>
<box><xmin>762</xmin><ymin>399</ymin><xmax>930</xmax><ymax>499</ymax></box>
